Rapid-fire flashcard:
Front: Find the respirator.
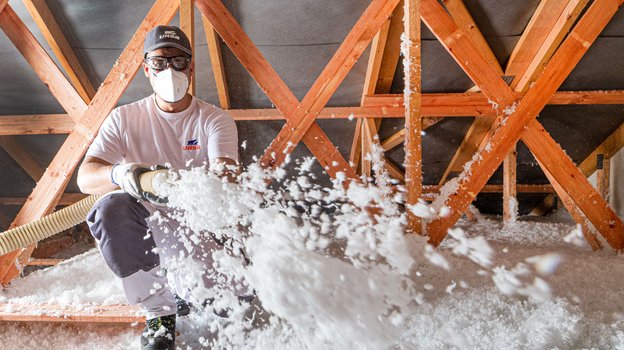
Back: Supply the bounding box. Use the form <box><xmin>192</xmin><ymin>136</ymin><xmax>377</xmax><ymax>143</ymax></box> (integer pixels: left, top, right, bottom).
<box><xmin>152</xmin><ymin>68</ymin><xmax>189</xmax><ymax>103</ymax></box>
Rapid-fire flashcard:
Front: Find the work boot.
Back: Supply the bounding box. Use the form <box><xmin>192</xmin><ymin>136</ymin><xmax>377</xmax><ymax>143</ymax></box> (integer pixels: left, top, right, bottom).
<box><xmin>140</xmin><ymin>314</ymin><xmax>176</xmax><ymax>350</ymax></box>
<box><xmin>175</xmin><ymin>294</ymin><xmax>191</xmax><ymax>316</ymax></box>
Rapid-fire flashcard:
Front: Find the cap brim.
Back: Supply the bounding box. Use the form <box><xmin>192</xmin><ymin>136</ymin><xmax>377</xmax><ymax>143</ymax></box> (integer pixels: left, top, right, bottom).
<box><xmin>144</xmin><ymin>43</ymin><xmax>192</xmax><ymax>56</ymax></box>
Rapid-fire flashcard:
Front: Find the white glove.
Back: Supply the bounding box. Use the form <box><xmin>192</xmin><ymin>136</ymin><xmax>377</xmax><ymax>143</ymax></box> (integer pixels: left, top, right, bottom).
<box><xmin>111</xmin><ymin>163</ymin><xmax>150</xmax><ymax>200</ymax></box>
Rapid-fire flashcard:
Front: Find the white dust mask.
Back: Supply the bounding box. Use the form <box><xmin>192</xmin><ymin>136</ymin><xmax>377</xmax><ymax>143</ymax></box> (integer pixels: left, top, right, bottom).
<box><xmin>152</xmin><ymin>68</ymin><xmax>189</xmax><ymax>103</ymax></box>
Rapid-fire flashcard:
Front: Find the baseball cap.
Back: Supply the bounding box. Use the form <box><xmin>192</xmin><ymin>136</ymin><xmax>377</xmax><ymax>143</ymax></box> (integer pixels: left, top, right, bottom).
<box><xmin>144</xmin><ymin>25</ymin><xmax>192</xmax><ymax>57</ymax></box>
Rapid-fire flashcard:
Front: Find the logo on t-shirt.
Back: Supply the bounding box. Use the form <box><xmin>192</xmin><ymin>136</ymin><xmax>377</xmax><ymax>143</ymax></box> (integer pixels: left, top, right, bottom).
<box><xmin>183</xmin><ymin>139</ymin><xmax>200</xmax><ymax>151</ymax></box>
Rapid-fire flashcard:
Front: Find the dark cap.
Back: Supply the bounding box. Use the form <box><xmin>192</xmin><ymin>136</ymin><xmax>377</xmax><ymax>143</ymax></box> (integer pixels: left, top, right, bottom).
<box><xmin>144</xmin><ymin>25</ymin><xmax>192</xmax><ymax>57</ymax></box>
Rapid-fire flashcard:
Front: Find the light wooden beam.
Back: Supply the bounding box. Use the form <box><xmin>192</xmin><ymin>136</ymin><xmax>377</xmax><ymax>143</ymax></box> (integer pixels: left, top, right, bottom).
<box><xmin>532</xmin><ymin>140</ymin><xmax>602</xmax><ymax>251</ymax></box>
<box><xmin>0</xmin><ymin>137</ymin><xmax>44</xmax><ymax>180</ymax></box>
<box><xmin>0</xmin><ymin>303</ymin><xmax>143</xmax><ymax>323</ymax></box>
<box><xmin>503</xmin><ymin>147</ymin><xmax>517</xmax><ymax>222</ymax></box>
<box><xmin>579</xmin><ymin>122</ymin><xmax>624</xmax><ymax>176</ymax></box>
<box><xmin>180</xmin><ymin>0</ymin><xmax>195</xmax><ymax>95</ymax></box>
<box><xmin>405</xmin><ymin>0</ymin><xmax>422</xmax><ymax>234</ymax></box>
<box><xmin>25</xmin><ymin>258</ymin><xmax>64</xmax><ymax>266</ymax></box>
<box><xmin>22</xmin><ymin>0</ymin><xmax>96</xmax><ymax>102</ymax></box>
<box><xmin>349</xmin><ymin>0</ymin><xmax>404</xmax><ymax>174</ymax></box>
<box><xmin>511</xmin><ymin>0</ymin><xmax>589</xmax><ymax>91</ymax></box>
<box><xmin>196</xmin><ymin>0</ymin><xmax>360</xmax><ymax>179</ymax></box>
<box><xmin>426</xmin><ymin>0</ymin><xmax>624</xmax><ymax>249</ymax></box>
<box><xmin>442</xmin><ymin>0</ymin><xmax>502</xmax><ymax>76</ymax></box>
<box><xmin>385</xmin><ymin>158</ymin><xmax>405</xmax><ymax>181</ymax></box>
<box><xmin>439</xmin><ymin>0</ymin><xmax>588</xmax><ymax>184</ymax></box>
<box><xmin>258</xmin><ymin>0</ymin><xmax>401</xmax><ymax>173</ymax></box>
<box><xmin>0</xmin><ymin>0</ymin><xmax>180</xmax><ymax>285</ymax></box>
<box><xmin>0</xmin><ymin>5</ymin><xmax>86</xmax><ymax>121</ymax></box>
<box><xmin>596</xmin><ymin>154</ymin><xmax>610</xmax><ymax>201</ymax></box>
<box><xmin>201</xmin><ymin>15</ymin><xmax>229</xmax><ymax>109</ymax></box>
<box><xmin>355</xmin><ymin>17</ymin><xmax>391</xmax><ymax>175</ymax></box>
<box><xmin>0</xmin><ymin>114</ymin><xmax>74</xmax><ymax>135</ymax></box>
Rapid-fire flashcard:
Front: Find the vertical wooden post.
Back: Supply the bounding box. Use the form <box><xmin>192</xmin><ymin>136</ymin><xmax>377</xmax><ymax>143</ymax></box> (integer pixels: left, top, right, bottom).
<box><xmin>503</xmin><ymin>146</ymin><xmax>517</xmax><ymax>222</ymax></box>
<box><xmin>405</xmin><ymin>0</ymin><xmax>422</xmax><ymax>234</ymax></box>
<box><xmin>596</xmin><ymin>153</ymin><xmax>610</xmax><ymax>200</ymax></box>
<box><xmin>180</xmin><ymin>0</ymin><xmax>195</xmax><ymax>95</ymax></box>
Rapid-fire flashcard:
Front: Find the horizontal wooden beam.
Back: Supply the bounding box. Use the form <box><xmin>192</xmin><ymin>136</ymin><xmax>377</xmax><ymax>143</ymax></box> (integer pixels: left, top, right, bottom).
<box><xmin>0</xmin><ymin>193</ymin><xmax>87</xmax><ymax>206</ymax></box>
<box><xmin>0</xmin><ymin>114</ymin><xmax>74</xmax><ymax>135</ymax></box>
<box><xmin>421</xmin><ymin>183</ymin><xmax>554</xmax><ymax>196</ymax></box>
<box><xmin>0</xmin><ymin>303</ymin><xmax>143</xmax><ymax>323</ymax></box>
<box><xmin>25</xmin><ymin>258</ymin><xmax>64</xmax><ymax>266</ymax></box>
<box><xmin>0</xmin><ymin>89</ymin><xmax>621</xmax><ymax>134</ymax></box>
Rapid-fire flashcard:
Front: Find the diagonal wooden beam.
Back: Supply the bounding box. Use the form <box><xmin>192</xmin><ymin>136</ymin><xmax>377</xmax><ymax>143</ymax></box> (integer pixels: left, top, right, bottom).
<box><xmin>426</xmin><ymin>0</ymin><xmax>624</xmax><ymax>248</ymax></box>
<box><xmin>355</xmin><ymin>18</ymin><xmax>391</xmax><ymax>175</ymax></box>
<box><xmin>258</xmin><ymin>0</ymin><xmax>401</xmax><ymax>172</ymax></box>
<box><xmin>201</xmin><ymin>15</ymin><xmax>229</xmax><ymax>109</ymax></box>
<box><xmin>0</xmin><ymin>0</ymin><xmax>180</xmax><ymax>284</ymax></box>
<box><xmin>196</xmin><ymin>0</ymin><xmax>368</xmax><ymax>179</ymax></box>
<box><xmin>0</xmin><ymin>5</ymin><xmax>86</xmax><ymax>121</ymax></box>
<box><xmin>22</xmin><ymin>0</ymin><xmax>96</xmax><ymax>102</ymax></box>
<box><xmin>0</xmin><ymin>137</ymin><xmax>44</xmax><ymax>180</ymax></box>
<box><xmin>511</xmin><ymin>0</ymin><xmax>589</xmax><ymax>91</ymax></box>
<box><xmin>350</xmin><ymin>0</ymin><xmax>404</xmax><ymax>173</ymax></box>
<box><xmin>439</xmin><ymin>0</ymin><xmax>587</xmax><ymax>184</ymax></box>
<box><xmin>442</xmin><ymin>0</ymin><xmax>502</xmax><ymax>76</ymax></box>
<box><xmin>579</xmin><ymin>122</ymin><xmax>624</xmax><ymax>176</ymax></box>
<box><xmin>523</xmin><ymin>123</ymin><xmax>612</xmax><ymax>249</ymax></box>
<box><xmin>0</xmin><ymin>0</ymin><xmax>7</xmax><ymax>18</ymax></box>
<box><xmin>180</xmin><ymin>0</ymin><xmax>195</xmax><ymax>95</ymax></box>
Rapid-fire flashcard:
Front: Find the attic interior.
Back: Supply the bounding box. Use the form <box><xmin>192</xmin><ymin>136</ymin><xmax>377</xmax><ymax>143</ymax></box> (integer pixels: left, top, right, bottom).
<box><xmin>0</xmin><ymin>0</ymin><xmax>624</xmax><ymax>347</ymax></box>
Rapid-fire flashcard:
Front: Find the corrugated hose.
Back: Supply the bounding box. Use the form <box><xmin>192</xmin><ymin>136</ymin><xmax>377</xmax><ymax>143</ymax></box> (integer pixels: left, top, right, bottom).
<box><xmin>0</xmin><ymin>169</ymin><xmax>168</xmax><ymax>256</ymax></box>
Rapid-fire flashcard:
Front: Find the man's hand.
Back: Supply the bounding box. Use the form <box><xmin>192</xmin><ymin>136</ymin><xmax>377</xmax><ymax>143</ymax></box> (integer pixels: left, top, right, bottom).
<box><xmin>111</xmin><ymin>163</ymin><xmax>151</xmax><ymax>200</ymax></box>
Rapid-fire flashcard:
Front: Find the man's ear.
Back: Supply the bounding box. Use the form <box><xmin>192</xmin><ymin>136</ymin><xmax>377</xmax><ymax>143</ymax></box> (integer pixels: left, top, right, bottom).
<box><xmin>142</xmin><ymin>62</ymin><xmax>149</xmax><ymax>78</ymax></box>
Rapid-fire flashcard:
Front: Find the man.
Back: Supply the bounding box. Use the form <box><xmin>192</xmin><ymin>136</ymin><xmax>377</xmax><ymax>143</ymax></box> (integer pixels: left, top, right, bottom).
<box><xmin>77</xmin><ymin>25</ymin><xmax>239</xmax><ymax>350</ymax></box>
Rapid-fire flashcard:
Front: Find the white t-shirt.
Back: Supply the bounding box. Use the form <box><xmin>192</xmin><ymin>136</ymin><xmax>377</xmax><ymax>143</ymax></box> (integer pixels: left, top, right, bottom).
<box><xmin>87</xmin><ymin>94</ymin><xmax>238</xmax><ymax>169</ymax></box>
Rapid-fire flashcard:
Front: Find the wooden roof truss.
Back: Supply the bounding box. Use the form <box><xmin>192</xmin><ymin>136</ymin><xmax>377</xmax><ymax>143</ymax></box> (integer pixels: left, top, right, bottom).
<box><xmin>0</xmin><ymin>0</ymin><xmax>622</xmax><ymax>321</ymax></box>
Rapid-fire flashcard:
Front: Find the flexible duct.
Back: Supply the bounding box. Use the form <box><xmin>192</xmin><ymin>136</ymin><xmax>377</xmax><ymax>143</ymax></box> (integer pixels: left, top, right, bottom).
<box><xmin>0</xmin><ymin>169</ymin><xmax>169</xmax><ymax>256</ymax></box>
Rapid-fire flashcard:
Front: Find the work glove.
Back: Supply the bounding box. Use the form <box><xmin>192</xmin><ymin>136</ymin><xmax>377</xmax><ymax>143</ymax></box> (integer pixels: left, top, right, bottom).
<box><xmin>112</xmin><ymin>163</ymin><xmax>170</xmax><ymax>204</ymax></box>
<box><xmin>111</xmin><ymin>163</ymin><xmax>151</xmax><ymax>201</ymax></box>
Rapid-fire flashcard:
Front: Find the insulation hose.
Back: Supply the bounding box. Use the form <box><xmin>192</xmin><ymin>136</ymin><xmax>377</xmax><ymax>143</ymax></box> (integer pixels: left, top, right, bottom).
<box><xmin>0</xmin><ymin>169</ymin><xmax>169</xmax><ymax>256</ymax></box>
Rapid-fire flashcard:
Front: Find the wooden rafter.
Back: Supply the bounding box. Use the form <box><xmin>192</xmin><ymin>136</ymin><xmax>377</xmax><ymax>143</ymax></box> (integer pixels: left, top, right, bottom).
<box><xmin>355</xmin><ymin>16</ymin><xmax>391</xmax><ymax>175</ymax></box>
<box><xmin>0</xmin><ymin>5</ymin><xmax>86</xmax><ymax>121</ymax></box>
<box><xmin>579</xmin><ymin>122</ymin><xmax>624</xmax><ymax>176</ymax></box>
<box><xmin>350</xmin><ymin>0</ymin><xmax>403</xmax><ymax>173</ymax></box>
<box><xmin>180</xmin><ymin>0</ymin><xmax>195</xmax><ymax>95</ymax></box>
<box><xmin>439</xmin><ymin>0</ymin><xmax>588</xmax><ymax>185</ymax></box>
<box><xmin>425</xmin><ymin>0</ymin><xmax>624</xmax><ymax>249</ymax></box>
<box><xmin>201</xmin><ymin>15</ymin><xmax>229</xmax><ymax>109</ymax></box>
<box><xmin>0</xmin><ymin>137</ymin><xmax>44</xmax><ymax>181</ymax></box>
<box><xmin>257</xmin><ymin>0</ymin><xmax>401</xmax><ymax>173</ymax></box>
<box><xmin>196</xmin><ymin>0</ymin><xmax>381</xmax><ymax>179</ymax></box>
<box><xmin>22</xmin><ymin>0</ymin><xmax>96</xmax><ymax>102</ymax></box>
<box><xmin>0</xmin><ymin>0</ymin><xmax>180</xmax><ymax>284</ymax></box>
<box><xmin>442</xmin><ymin>0</ymin><xmax>502</xmax><ymax>77</ymax></box>
<box><xmin>0</xmin><ymin>114</ymin><xmax>74</xmax><ymax>135</ymax></box>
